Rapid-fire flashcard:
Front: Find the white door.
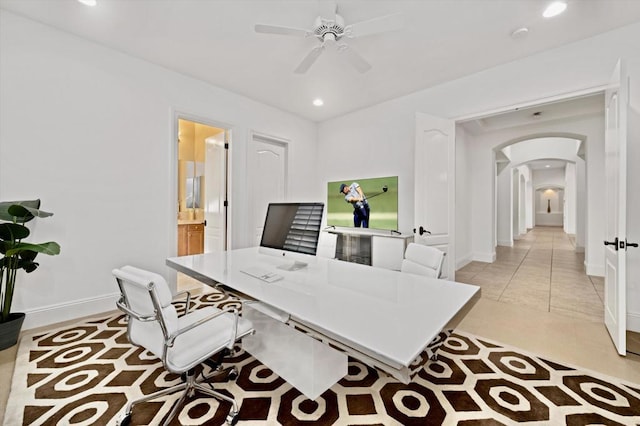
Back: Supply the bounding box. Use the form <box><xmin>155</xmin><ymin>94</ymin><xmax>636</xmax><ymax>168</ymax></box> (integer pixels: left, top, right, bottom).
<box><xmin>249</xmin><ymin>134</ymin><xmax>287</xmax><ymax>245</ymax></box>
<box><xmin>204</xmin><ymin>130</ymin><xmax>227</xmax><ymax>252</ymax></box>
<box><xmin>604</xmin><ymin>60</ymin><xmax>629</xmax><ymax>355</ymax></box>
<box><xmin>414</xmin><ymin>113</ymin><xmax>455</xmax><ymax>279</ymax></box>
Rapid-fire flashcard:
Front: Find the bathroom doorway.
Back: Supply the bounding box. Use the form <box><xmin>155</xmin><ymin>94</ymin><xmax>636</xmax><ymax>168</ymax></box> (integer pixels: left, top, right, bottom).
<box><xmin>177</xmin><ymin>117</ymin><xmax>229</xmax><ymax>255</ymax></box>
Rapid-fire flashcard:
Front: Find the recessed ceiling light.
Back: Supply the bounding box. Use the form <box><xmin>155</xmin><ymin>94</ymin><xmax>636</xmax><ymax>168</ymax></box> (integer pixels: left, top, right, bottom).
<box><xmin>77</xmin><ymin>0</ymin><xmax>97</xmax><ymax>6</ymax></box>
<box><xmin>543</xmin><ymin>1</ymin><xmax>567</xmax><ymax>18</ymax></box>
<box><xmin>545</xmin><ymin>165</ymin><xmax>551</xmax><ymax>168</ymax></box>
<box><xmin>313</xmin><ymin>98</ymin><xmax>324</xmax><ymax>107</ymax></box>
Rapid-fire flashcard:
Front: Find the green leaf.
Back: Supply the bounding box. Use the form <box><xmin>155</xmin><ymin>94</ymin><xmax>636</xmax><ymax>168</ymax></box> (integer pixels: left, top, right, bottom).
<box><xmin>19</xmin><ymin>259</ymin><xmax>39</xmax><ymax>273</ymax></box>
<box><xmin>0</xmin><ymin>223</ymin><xmax>30</xmax><ymax>241</ymax></box>
<box><xmin>5</xmin><ymin>242</ymin><xmax>60</xmax><ymax>257</ymax></box>
<box><xmin>19</xmin><ymin>250</ymin><xmax>38</xmax><ymax>262</ymax></box>
<box><xmin>0</xmin><ymin>200</ymin><xmax>41</xmax><ymax>221</ymax></box>
<box><xmin>0</xmin><ymin>200</ymin><xmax>52</xmax><ymax>223</ymax></box>
<box><xmin>7</xmin><ymin>205</ymin><xmax>34</xmax><ymax>221</ymax></box>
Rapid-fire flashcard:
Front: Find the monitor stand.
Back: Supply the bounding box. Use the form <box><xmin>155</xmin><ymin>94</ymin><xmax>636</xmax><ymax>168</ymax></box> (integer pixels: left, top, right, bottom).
<box><xmin>277</xmin><ymin>260</ymin><xmax>308</xmax><ymax>271</ymax></box>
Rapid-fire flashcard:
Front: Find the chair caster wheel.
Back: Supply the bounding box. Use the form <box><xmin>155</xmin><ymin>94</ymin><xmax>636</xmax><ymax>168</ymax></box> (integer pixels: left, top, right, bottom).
<box><xmin>117</xmin><ymin>413</ymin><xmax>131</xmax><ymax>426</ymax></box>
<box><xmin>226</xmin><ymin>411</ymin><xmax>239</xmax><ymax>425</ymax></box>
<box><xmin>228</xmin><ymin>367</ymin><xmax>238</xmax><ymax>381</ymax></box>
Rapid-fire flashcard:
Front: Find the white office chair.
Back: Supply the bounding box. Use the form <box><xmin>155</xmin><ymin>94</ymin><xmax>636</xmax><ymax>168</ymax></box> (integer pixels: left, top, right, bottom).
<box><xmin>316</xmin><ymin>232</ymin><xmax>338</xmax><ymax>259</ymax></box>
<box><xmin>113</xmin><ymin>266</ymin><xmax>254</xmax><ymax>426</ymax></box>
<box><xmin>401</xmin><ymin>243</ymin><xmax>445</xmax><ymax>278</ymax></box>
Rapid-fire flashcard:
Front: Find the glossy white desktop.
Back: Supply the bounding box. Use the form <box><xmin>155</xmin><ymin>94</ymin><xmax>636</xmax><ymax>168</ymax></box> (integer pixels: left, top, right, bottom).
<box><xmin>167</xmin><ymin>248</ymin><xmax>480</xmax><ymax>399</ymax></box>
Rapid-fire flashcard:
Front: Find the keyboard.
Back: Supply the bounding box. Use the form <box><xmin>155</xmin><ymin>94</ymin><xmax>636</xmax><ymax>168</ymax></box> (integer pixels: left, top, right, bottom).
<box><xmin>240</xmin><ymin>266</ymin><xmax>283</xmax><ymax>283</ymax></box>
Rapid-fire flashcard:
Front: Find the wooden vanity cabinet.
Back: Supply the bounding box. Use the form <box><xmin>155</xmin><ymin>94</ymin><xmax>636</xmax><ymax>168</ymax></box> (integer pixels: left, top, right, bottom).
<box><xmin>178</xmin><ymin>223</ymin><xmax>204</xmax><ymax>256</ymax></box>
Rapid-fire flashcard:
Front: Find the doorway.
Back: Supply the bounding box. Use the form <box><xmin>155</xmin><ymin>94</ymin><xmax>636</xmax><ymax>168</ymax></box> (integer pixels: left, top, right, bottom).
<box><xmin>177</xmin><ymin>118</ymin><xmax>230</xmax><ymax>256</ymax></box>
<box><xmin>456</xmin><ymin>93</ymin><xmax>607</xmax><ymax>331</ymax></box>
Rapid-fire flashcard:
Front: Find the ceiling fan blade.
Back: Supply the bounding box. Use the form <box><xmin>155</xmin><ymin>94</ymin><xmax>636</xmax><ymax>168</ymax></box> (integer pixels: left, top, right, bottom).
<box><xmin>345</xmin><ymin>13</ymin><xmax>404</xmax><ymax>38</ymax></box>
<box><xmin>338</xmin><ymin>44</ymin><xmax>372</xmax><ymax>73</ymax></box>
<box><xmin>255</xmin><ymin>24</ymin><xmax>310</xmax><ymax>37</ymax></box>
<box><xmin>294</xmin><ymin>45</ymin><xmax>325</xmax><ymax>74</ymax></box>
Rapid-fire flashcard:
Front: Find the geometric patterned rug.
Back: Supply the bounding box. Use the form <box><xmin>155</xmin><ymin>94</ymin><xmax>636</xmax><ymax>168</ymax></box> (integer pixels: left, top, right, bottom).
<box><xmin>6</xmin><ymin>291</ymin><xmax>640</xmax><ymax>425</ymax></box>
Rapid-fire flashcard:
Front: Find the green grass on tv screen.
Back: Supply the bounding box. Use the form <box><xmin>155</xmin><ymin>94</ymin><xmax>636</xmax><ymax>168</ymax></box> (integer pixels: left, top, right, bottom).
<box><xmin>327</xmin><ymin>176</ymin><xmax>398</xmax><ymax>230</ymax></box>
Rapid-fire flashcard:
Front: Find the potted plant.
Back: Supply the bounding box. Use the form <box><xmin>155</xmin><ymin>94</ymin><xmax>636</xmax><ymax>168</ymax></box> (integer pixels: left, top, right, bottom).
<box><xmin>0</xmin><ymin>199</ymin><xmax>60</xmax><ymax>350</ymax></box>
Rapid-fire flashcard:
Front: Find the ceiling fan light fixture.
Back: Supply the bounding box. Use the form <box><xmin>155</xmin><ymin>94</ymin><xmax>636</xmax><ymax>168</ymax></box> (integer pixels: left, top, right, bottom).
<box><xmin>313</xmin><ymin>98</ymin><xmax>324</xmax><ymax>107</ymax></box>
<box><xmin>543</xmin><ymin>1</ymin><xmax>567</xmax><ymax>18</ymax></box>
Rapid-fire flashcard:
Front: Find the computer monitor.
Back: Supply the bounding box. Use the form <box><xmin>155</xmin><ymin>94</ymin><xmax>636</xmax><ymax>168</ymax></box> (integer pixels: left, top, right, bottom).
<box><xmin>259</xmin><ymin>202</ymin><xmax>324</xmax><ymax>271</ymax></box>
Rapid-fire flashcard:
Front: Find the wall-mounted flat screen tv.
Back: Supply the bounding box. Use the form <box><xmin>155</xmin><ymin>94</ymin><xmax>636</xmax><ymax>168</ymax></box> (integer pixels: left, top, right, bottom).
<box><xmin>327</xmin><ymin>176</ymin><xmax>398</xmax><ymax>230</ymax></box>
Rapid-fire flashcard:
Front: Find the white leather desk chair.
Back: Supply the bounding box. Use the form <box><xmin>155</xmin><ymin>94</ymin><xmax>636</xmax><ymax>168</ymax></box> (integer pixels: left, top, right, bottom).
<box><xmin>316</xmin><ymin>231</ymin><xmax>338</xmax><ymax>259</ymax></box>
<box><xmin>401</xmin><ymin>242</ymin><xmax>445</xmax><ymax>278</ymax></box>
<box><xmin>113</xmin><ymin>265</ymin><xmax>254</xmax><ymax>426</ymax></box>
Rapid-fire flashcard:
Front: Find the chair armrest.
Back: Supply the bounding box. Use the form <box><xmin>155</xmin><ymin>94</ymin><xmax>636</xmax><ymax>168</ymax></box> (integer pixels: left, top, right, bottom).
<box><xmin>166</xmin><ymin>306</ymin><xmax>239</xmax><ymax>349</ymax></box>
<box><xmin>173</xmin><ymin>290</ymin><xmax>192</xmax><ymax>316</ymax></box>
<box><xmin>116</xmin><ymin>298</ymin><xmax>157</xmax><ymax>322</ymax></box>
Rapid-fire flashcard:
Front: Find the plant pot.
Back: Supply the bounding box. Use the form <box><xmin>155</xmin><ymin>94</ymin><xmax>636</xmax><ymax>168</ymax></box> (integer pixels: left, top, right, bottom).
<box><xmin>0</xmin><ymin>313</ymin><xmax>26</xmax><ymax>351</ymax></box>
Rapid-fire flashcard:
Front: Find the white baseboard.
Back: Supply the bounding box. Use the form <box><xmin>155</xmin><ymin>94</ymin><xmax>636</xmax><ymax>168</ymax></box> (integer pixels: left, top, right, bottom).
<box><xmin>456</xmin><ymin>254</ymin><xmax>472</xmax><ymax>270</ymax></box>
<box><xmin>497</xmin><ymin>239</ymin><xmax>513</xmax><ymax>247</ymax></box>
<box><xmin>473</xmin><ymin>251</ymin><xmax>496</xmax><ymax>263</ymax></box>
<box><xmin>21</xmin><ymin>292</ymin><xmax>120</xmax><ymax>330</ymax></box>
<box><xmin>628</xmin><ymin>311</ymin><xmax>640</xmax><ymax>333</ymax></box>
<box><xmin>585</xmin><ymin>262</ymin><xmax>604</xmax><ymax>277</ymax></box>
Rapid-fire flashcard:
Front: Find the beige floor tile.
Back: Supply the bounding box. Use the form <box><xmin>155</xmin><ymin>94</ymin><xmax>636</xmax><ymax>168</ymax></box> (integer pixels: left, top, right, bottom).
<box><xmin>457</xmin><ymin>261</ymin><xmax>489</xmax><ymax>273</ymax></box>
<box><xmin>499</xmin><ymin>286</ymin><xmax>550</xmax><ymax>311</ymax></box>
<box><xmin>506</xmin><ymin>277</ymin><xmax>551</xmax><ymax>290</ymax></box>
<box><xmin>455</xmin><ymin>227</ymin><xmax>627</xmax><ymax>378</ymax></box>
<box><xmin>454</xmin><ymin>271</ymin><xmax>477</xmax><ymax>283</ymax></box>
<box><xmin>457</xmin><ymin>298</ymin><xmax>640</xmax><ymax>383</ymax></box>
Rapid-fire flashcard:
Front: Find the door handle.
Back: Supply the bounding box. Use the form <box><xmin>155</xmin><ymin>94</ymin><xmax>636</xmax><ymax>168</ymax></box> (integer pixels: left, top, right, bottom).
<box><xmin>604</xmin><ymin>237</ymin><xmax>619</xmax><ymax>251</ymax></box>
<box><xmin>415</xmin><ymin>226</ymin><xmax>431</xmax><ymax>236</ymax></box>
<box><xmin>624</xmin><ymin>239</ymin><xmax>638</xmax><ymax>250</ymax></box>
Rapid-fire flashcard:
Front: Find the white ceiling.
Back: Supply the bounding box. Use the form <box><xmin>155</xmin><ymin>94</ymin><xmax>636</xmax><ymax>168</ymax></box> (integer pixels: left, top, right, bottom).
<box><xmin>526</xmin><ymin>159</ymin><xmax>568</xmax><ymax>170</ymax></box>
<box><xmin>460</xmin><ymin>93</ymin><xmax>604</xmax><ymax>134</ymax></box>
<box><xmin>2</xmin><ymin>0</ymin><xmax>640</xmax><ymax>122</ymax></box>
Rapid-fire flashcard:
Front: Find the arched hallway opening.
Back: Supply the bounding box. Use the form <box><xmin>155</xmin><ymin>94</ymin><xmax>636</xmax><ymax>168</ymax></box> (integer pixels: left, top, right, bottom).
<box><xmin>457</xmin><ymin>226</ymin><xmax>603</xmax><ymax>322</ymax></box>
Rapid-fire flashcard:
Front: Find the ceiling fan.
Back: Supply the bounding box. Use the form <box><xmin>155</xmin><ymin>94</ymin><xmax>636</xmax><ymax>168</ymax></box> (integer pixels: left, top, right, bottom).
<box><xmin>255</xmin><ymin>7</ymin><xmax>403</xmax><ymax>74</ymax></box>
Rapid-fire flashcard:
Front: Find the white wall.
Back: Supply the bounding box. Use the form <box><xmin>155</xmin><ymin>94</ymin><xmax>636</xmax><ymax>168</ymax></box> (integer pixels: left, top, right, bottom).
<box><xmin>496</xmin><ymin>168</ymin><xmax>513</xmax><ymax>246</ymax></box>
<box><xmin>0</xmin><ymin>11</ymin><xmax>318</xmax><ymax>329</ymax></box>
<box><xmin>318</xmin><ymin>22</ymin><xmax>640</xmax><ymax>272</ymax></box>
<box><xmin>533</xmin><ymin>168</ymin><xmax>566</xmax><ymax>194</ymax></box>
<box><xmin>518</xmin><ymin>165</ymin><xmax>533</xmax><ymax>230</ymax></box>
<box><xmin>564</xmin><ymin>162</ymin><xmax>577</xmax><ymax>234</ymax></box>
<box><xmin>455</xmin><ymin>125</ymin><xmax>472</xmax><ymax>268</ymax></box>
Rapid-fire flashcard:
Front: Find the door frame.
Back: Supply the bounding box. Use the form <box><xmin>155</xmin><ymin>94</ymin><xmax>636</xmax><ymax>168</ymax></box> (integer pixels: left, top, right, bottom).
<box><xmin>453</xmin><ymin>85</ymin><xmax>606</xmax><ymax>258</ymax></box>
<box><xmin>171</xmin><ymin>111</ymin><xmax>234</xmax><ymax>256</ymax></box>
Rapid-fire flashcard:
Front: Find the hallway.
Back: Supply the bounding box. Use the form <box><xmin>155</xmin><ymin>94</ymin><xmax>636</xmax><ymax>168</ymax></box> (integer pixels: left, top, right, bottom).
<box><xmin>456</xmin><ymin>227</ymin><xmax>604</xmax><ymax>323</ymax></box>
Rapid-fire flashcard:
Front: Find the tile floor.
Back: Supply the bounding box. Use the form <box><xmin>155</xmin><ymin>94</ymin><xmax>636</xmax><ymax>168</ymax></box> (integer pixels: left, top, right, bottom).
<box><xmin>455</xmin><ymin>226</ymin><xmax>605</xmax><ymax>323</ymax></box>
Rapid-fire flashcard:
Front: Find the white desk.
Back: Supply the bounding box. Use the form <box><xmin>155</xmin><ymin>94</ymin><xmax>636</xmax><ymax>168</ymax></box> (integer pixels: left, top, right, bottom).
<box><xmin>167</xmin><ymin>248</ymin><xmax>480</xmax><ymax>398</ymax></box>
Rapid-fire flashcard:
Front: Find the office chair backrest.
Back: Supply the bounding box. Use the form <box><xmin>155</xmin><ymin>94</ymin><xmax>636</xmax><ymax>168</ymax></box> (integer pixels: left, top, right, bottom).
<box><xmin>113</xmin><ymin>265</ymin><xmax>178</xmax><ymax>359</ymax></box>
<box><xmin>316</xmin><ymin>232</ymin><xmax>338</xmax><ymax>259</ymax></box>
<box><xmin>401</xmin><ymin>243</ymin><xmax>445</xmax><ymax>278</ymax></box>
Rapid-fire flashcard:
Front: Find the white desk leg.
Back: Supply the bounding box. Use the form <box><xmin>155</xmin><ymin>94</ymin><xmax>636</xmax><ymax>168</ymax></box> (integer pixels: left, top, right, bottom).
<box><xmin>242</xmin><ymin>303</ymin><xmax>347</xmax><ymax>401</ymax></box>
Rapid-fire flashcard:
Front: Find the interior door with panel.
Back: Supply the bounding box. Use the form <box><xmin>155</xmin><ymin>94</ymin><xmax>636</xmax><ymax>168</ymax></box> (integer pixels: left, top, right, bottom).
<box><xmin>249</xmin><ymin>134</ymin><xmax>287</xmax><ymax>245</ymax></box>
<box><xmin>204</xmin><ymin>130</ymin><xmax>228</xmax><ymax>252</ymax></box>
<box><xmin>414</xmin><ymin>113</ymin><xmax>455</xmax><ymax>279</ymax></box>
<box><xmin>604</xmin><ymin>60</ymin><xmax>631</xmax><ymax>356</ymax></box>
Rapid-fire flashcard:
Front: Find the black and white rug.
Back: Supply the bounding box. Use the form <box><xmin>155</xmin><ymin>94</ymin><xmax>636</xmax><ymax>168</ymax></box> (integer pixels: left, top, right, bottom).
<box><xmin>7</xmin><ymin>291</ymin><xmax>640</xmax><ymax>425</ymax></box>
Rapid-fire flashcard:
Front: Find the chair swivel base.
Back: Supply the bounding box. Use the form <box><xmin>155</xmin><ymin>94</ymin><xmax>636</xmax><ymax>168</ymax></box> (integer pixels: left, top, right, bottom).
<box><xmin>117</xmin><ymin>366</ymin><xmax>239</xmax><ymax>426</ymax></box>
